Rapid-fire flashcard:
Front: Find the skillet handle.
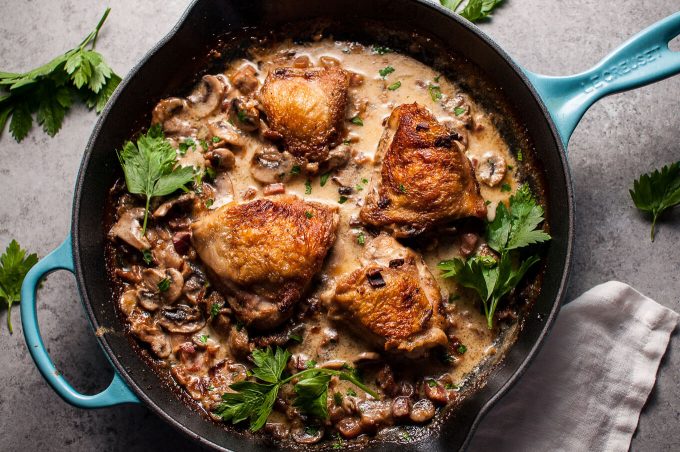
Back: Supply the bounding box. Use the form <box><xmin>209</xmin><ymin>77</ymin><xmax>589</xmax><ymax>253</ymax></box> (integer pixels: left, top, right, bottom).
<box><xmin>20</xmin><ymin>236</ymin><xmax>140</xmax><ymax>408</ymax></box>
<box><xmin>523</xmin><ymin>11</ymin><xmax>680</xmax><ymax>148</ymax></box>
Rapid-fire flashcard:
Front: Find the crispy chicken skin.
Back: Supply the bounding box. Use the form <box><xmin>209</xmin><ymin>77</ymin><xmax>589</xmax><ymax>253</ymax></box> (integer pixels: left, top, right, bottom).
<box><xmin>330</xmin><ymin>233</ymin><xmax>447</xmax><ymax>355</ymax></box>
<box><xmin>360</xmin><ymin>103</ymin><xmax>486</xmax><ymax>237</ymax></box>
<box><xmin>191</xmin><ymin>196</ymin><xmax>339</xmax><ymax>330</ymax></box>
<box><xmin>259</xmin><ymin>66</ymin><xmax>349</xmax><ymax>162</ymax></box>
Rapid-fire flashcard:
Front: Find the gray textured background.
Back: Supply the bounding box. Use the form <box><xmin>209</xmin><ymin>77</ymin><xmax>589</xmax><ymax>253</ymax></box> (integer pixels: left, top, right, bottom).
<box><xmin>1</xmin><ymin>0</ymin><xmax>679</xmax><ymax>450</ymax></box>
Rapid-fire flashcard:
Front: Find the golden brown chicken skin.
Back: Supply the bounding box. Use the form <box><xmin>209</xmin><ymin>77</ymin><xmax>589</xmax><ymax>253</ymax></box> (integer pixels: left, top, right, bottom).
<box><xmin>191</xmin><ymin>196</ymin><xmax>339</xmax><ymax>330</ymax></box>
<box><xmin>259</xmin><ymin>66</ymin><xmax>349</xmax><ymax>163</ymax></box>
<box><xmin>360</xmin><ymin>103</ymin><xmax>486</xmax><ymax>237</ymax></box>
<box><xmin>330</xmin><ymin>234</ymin><xmax>447</xmax><ymax>355</ymax></box>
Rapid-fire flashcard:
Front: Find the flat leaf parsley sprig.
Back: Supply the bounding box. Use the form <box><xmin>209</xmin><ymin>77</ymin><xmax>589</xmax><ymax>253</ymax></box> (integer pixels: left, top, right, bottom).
<box><xmin>0</xmin><ymin>240</ymin><xmax>38</xmax><ymax>333</ymax></box>
<box><xmin>629</xmin><ymin>161</ymin><xmax>680</xmax><ymax>241</ymax></box>
<box><xmin>440</xmin><ymin>0</ymin><xmax>505</xmax><ymax>22</ymax></box>
<box><xmin>117</xmin><ymin>125</ymin><xmax>196</xmax><ymax>234</ymax></box>
<box><xmin>214</xmin><ymin>347</ymin><xmax>379</xmax><ymax>431</ymax></box>
<box><xmin>0</xmin><ymin>8</ymin><xmax>121</xmax><ymax>142</ymax></box>
<box><xmin>438</xmin><ymin>185</ymin><xmax>550</xmax><ymax>329</ymax></box>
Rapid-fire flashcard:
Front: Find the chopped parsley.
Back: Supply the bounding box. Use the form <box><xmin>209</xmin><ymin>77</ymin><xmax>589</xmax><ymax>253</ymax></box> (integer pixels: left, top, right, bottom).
<box><xmin>427</xmin><ymin>379</ymin><xmax>437</xmax><ymax>387</ymax></box>
<box><xmin>306</xmin><ymin>360</ymin><xmax>317</xmax><ymax>369</ymax></box>
<box><xmin>357</xmin><ymin>232</ymin><xmax>366</xmax><ymax>246</ymax></box>
<box><xmin>501</xmin><ymin>182</ymin><xmax>511</xmax><ymax>192</ymax></box>
<box><xmin>454</xmin><ymin>106</ymin><xmax>466</xmax><ymax>116</ymax></box>
<box><xmin>212</xmin><ymin>136</ymin><xmax>221</xmax><ymax>143</ymax></box>
<box><xmin>346</xmin><ymin>388</ymin><xmax>357</xmax><ymax>397</ymax></box>
<box><xmin>210</xmin><ymin>302</ymin><xmax>221</xmax><ymax>319</ymax></box>
<box><xmin>291</xmin><ymin>165</ymin><xmax>301</xmax><ymax>175</ymax></box>
<box><xmin>199</xmin><ymin>334</ymin><xmax>209</xmax><ymax>344</ymax></box>
<box><xmin>178</xmin><ymin>137</ymin><xmax>196</xmax><ymax>156</ymax></box>
<box><xmin>288</xmin><ymin>333</ymin><xmax>303</xmax><ymax>343</ymax></box>
<box><xmin>205</xmin><ymin>198</ymin><xmax>214</xmax><ymax>208</ymax></box>
<box><xmin>398</xmin><ymin>183</ymin><xmax>407</xmax><ymax>193</ymax></box>
<box><xmin>305</xmin><ymin>211</ymin><xmax>313</xmax><ymax>219</ymax></box>
<box><xmin>333</xmin><ymin>392</ymin><xmax>343</xmax><ymax>405</ymax></box>
<box><xmin>142</xmin><ymin>249</ymin><xmax>153</xmax><ymax>265</ymax></box>
<box><xmin>428</xmin><ymin>84</ymin><xmax>442</xmax><ymax>102</ymax></box>
<box><xmin>320</xmin><ymin>172</ymin><xmax>330</xmax><ymax>187</ymax></box>
<box><xmin>379</xmin><ymin>66</ymin><xmax>395</xmax><ymax>78</ymax></box>
<box><xmin>517</xmin><ymin>149</ymin><xmax>523</xmax><ymax>161</ymax></box>
<box><xmin>350</xmin><ymin>116</ymin><xmax>364</xmax><ymax>126</ymax></box>
<box><xmin>338</xmin><ymin>195</ymin><xmax>348</xmax><ymax>204</ymax></box>
<box><xmin>387</xmin><ymin>81</ymin><xmax>401</xmax><ymax>91</ymax></box>
<box><xmin>304</xmin><ymin>179</ymin><xmax>312</xmax><ymax>194</ymax></box>
<box><xmin>157</xmin><ymin>277</ymin><xmax>170</xmax><ymax>292</ymax></box>
<box><xmin>457</xmin><ymin>344</ymin><xmax>467</xmax><ymax>354</ymax></box>
<box><xmin>372</xmin><ymin>45</ymin><xmax>393</xmax><ymax>55</ymax></box>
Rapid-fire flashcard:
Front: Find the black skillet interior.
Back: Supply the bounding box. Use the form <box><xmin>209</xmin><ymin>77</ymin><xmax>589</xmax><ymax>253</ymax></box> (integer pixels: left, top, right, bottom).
<box><xmin>72</xmin><ymin>0</ymin><xmax>573</xmax><ymax>450</ymax></box>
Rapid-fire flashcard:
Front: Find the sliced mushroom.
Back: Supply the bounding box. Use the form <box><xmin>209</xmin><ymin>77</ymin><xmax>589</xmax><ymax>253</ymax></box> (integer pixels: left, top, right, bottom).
<box><xmin>119</xmin><ymin>289</ymin><xmax>139</xmax><ymax>317</ymax></box>
<box><xmin>213</xmin><ymin>173</ymin><xmax>234</xmax><ymax>206</ymax></box>
<box><xmin>209</xmin><ymin>120</ymin><xmax>246</xmax><ymax>149</ymax></box>
<box><xmin>187</xmin><ymin>75</ymin><xmax>226</xmax><ymax>118</ymax></box>
<box><xmin>158</xmin><ymin>304</ymin><xmax>206</xmax><ymax>333</ymax></box>
<box><xmin>128</xmin><ymin>310</ymin><xmax>172</xmax><ymax>358</ymax></box>
<box><xmin>229</xmin><ymin>97</ymin><xmax>260</xmax><ymax>132</ymax></box>
<box><xmin>151</xmin><ymin>98</ymin><xmax>197</xmax><ymax>136</ymax></box>
<box><xmin>476</xmin><ymin>151</ymin><xmax>507</xmax><ymax>187</ymax></box>
<box><xmin>409</xmin><ymin>399</ymin><xmax>435</xmax><ymax>423</ymax></box>
<box><xmin>207</xmin><ymin>147</ymin><xmax>236</xmax><ymax>170</ymax></box>
<box><xmin>325</xmin><ymin>144</ymin><xmax>351</xmax><ymax>171</ymax></box>
<box><xmin>141</xmin><ymin>267</ymin><xmax>184</xmax><ymax>304</ymax></box>
<box><xmin>152</xmin><ymin>193</ymin><xmax>197</xmax><ymax>218</ymax></box>
<box><xmin>250</xmin><ymin>148</ymin><xmax>295</xmax><ymax>184</ymax></box>
<box><xmin>151</xmin><ymin>240</ymin><xmax>184</xmax><ymax>270</ymax></box>
<box><xmin>108</xmin><ymin>207</ymin><xmax>150</xmax><ymax>251</ymax></box>
<box><xmin>291</xmin><ymin>426</ymin><xmax>324</xmax><ymax>444</ymax></box>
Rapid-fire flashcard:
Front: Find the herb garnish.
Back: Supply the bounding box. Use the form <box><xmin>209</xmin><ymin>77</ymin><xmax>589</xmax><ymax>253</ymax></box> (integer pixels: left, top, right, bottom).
<box><xmin>428</xmin><ymin>84</ymin><xmax>443</xmax><ymax>102</ymax></box>
<box><xmin>320</xmin><ymin>172</ymin><xmax>330</xmax><ymax>187</ymax></box>
<box><xmin>372</xmin><ymin>45</ymin><xmax>393</xmax><ymax>55</ymax></box>
<box><xmin>438</xmin><ymin>185</ymin><xmax>550</xmax><ymax>328</ymax></box>
<box><xmin>210</xmin><ymin>302</ymin><xmax>222</xmax><ymax>319</ymax></box>
<box><xmin>357</xmin><ymin>232</ymin><xmax>366</xmax><ymax>246</ymax></box>
<box><xmin>0</xmin><ymin>240</ymin><xmax>38</xmax><ymax>333</ymax></box>
<box><xmin>338</xmin><ymin>196</ymin><xmax>348</xmax><ymax>204</ymax></box>
<box><xmin>630</xmin><ymin>161</ymin><xmax>680</xmax><ymax>241</ymax></box>
<box><xmin>142</xmin><ymin>249</ymin><xmax>153</xmax><ymax>265</ymax></box>
<box><xmin>305</xmin><ymin>211</ymin><xmax>313</xmax><ymax>219</ymax></box>
<box><xmin>440</xmin><ymin>0</ymin><xmax>505</xmax><ymax>22</ymax></box>
<box><xmin>454</xmin><ymin>106</ymin><xmax>466</xmax><ymax>116</ymax></box>
<box><xmin>457</xmin><ymin>344</ymin><xmax>467</xmax><ymax>354</ymax></box>
<box><xmin>350</xmin><ymin>116</ymin><xmax>364</xmax><ymax>126</ymax></box>
<box><xmin>501</xmin><ymin>182</ymin><xmax>511</xmax><ymax>192</ymax></box>
<box><xmin>387</xmin><ymin>81</ymin><xmax>401</xmax><ymax>91</ymax></box>
<box><xmin>117</xmin><ymin>125</ymin><xmax>195</xmax><ymax>234</ymax></box>
<box><xmin>291</xmin><ymin>165</ymin><xmax>301</xmax><ymax>175</ymax></box>
<box><xmin>0</xmin><ymin>9</ymin><xmax>120</xmax><ymax>142</ymax></box>
<box><xmin>398</xmin><ymin>183</ymin><xmax>407</xmax><ymax>193</ymax></box>
<box><xmin>379</xmin><ymin>66</ymin><xmax>395</xmax><ymax>78</ymax></box>
<box><xmin>304</xmin><ymin>179</ymin><xmax>312</xmax><ymax>195</ymax></box>
<box><xmin>214</xmin><ymin>347</ymin><xmax>378</xmax><ymax>431</ymax></box>
<box><xmin>157</xmin><ymin>277</ymin><xmax>170</xmax><ymax>292</ymax></box>
<box><xmin>178</xmin><ymin>138</ymin><xmax>196</xmax><ymax>156</ymax></box>
<box><xmin>212</xmin><ymin>136</ymin><xmax>221</xmax><ymax>143</ymax></box>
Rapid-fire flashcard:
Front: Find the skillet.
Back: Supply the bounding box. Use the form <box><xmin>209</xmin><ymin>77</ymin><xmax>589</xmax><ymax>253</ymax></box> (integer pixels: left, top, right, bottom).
<box><xmin>19</xmin><ymin>1</ymin><xmax>680</xmax><ymax>450</ymax></box>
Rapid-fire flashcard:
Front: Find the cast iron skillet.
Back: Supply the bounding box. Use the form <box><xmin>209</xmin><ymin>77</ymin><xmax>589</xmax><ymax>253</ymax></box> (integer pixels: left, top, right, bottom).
<box><xmin>19</xmin><ymin>1</ymin><xmax>680</xmax><ymax>450</ymax></box>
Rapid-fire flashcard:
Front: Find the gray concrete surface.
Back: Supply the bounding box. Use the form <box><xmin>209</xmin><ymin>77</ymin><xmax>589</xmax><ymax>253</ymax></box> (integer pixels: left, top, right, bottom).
<box><xmin>0</xmin><ymin>0</ymin><xmax>678</xmax><ymax>450</ymax></box>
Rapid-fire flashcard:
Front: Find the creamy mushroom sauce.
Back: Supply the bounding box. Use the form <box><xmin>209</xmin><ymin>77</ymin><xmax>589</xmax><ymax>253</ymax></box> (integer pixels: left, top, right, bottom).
<box><xmin>106</xmin><ymin>38</ymin><xmax>543</xmax><ymax>446</ymax></box>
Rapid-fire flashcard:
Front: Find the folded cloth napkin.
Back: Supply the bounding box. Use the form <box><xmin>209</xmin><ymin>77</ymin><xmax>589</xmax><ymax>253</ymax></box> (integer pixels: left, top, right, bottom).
<box><xmin>468</xmin><ymin>281</ymin><xmax>678</xmax><ymax>452</ymax></box>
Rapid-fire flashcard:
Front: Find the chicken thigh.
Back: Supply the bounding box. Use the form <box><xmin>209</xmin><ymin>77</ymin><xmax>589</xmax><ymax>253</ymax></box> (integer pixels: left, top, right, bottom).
<box><xmin>259</xmin><ymin>66</ymin><xmax>349</xmax><ymax>163</ymax></box>
<box><xmin>330</xmin><ymin>233</ymin><xmax>448</xmax><ymax>355</ymax></box>
<box><xmin>360</xmin><ymin>103</ymin><xmax>486</xmax><ymax>237</ymax></box>
<box><xmin>191</xmin><ymin>196</ymin><xmax>339</xmax><ymax>330</ymax></box>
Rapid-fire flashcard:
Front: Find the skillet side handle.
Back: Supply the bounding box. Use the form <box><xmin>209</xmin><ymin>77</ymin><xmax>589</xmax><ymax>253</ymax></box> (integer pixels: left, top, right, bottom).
<box><xmin>20</xmin><ymin>236</ymin><xmax>140</xmax><ymax>408</ymax></box>
<box><xmin>523</xmin><ymin>12</ymin><xmax>680</xmax><ymax>148</ymax></box>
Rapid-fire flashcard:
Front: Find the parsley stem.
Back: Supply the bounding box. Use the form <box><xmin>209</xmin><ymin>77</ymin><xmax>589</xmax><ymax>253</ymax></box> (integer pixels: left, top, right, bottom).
<box><xmin>651</xmin><ymin>214</ymin><xmax>658</xmax><ymax>242</ymax></box>
<box><xmin>79</xmin><ymin>8</ymin><xmax>111</xmax><ymax>50</ymax></box>
<box><xmin>6</xmin><ymin>301</ymin><xmax>13</xmax><ymax>334</ymax></box>
<box><xmin>281</xmin><ymin>368</ymin><xmax>380</xmax><ymax>399</ymax></box>
<box><xmin>142</xmin><ymin>195</ymin><xmax>150</xmax><ymax>235</ymax></box>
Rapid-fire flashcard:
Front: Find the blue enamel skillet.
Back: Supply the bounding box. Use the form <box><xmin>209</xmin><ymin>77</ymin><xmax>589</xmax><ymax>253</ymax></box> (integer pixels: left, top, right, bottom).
<box><xmin>19</xmin><ymin>1</ymin><xmax>680</xmax><ymax>450</ymax></box>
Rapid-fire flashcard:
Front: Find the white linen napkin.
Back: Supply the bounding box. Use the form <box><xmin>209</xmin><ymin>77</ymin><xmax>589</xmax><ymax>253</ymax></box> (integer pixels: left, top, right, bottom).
<box><xmin>468</xmin><ymin>281</ymin><xmax>678</xmax><ymax>452</ymax></box>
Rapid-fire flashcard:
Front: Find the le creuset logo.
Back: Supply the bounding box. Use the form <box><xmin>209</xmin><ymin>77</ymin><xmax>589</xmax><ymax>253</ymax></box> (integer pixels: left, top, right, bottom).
<box><xmin>581</xmin><ymin>45</ymin><xmax>662</xmax><ymax>93</ymax></box>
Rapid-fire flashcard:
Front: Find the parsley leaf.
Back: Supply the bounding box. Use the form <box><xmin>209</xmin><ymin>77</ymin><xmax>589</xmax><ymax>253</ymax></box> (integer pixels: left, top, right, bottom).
<box><xmin>0</xmin><ymin>240</ymin><xmax>38</xmax><ymax>333</ymax></box>
<box><xmin>0</xmin><ymin>9</ymin><xmax>120</xmax><ymax>142</ymax></box>
<box><xmin>117</xmin><ymin>125</ymin><xmax>196</xmax><ymax>234</ymax></box>
<box><xmin>379</xmin><ymin>66</ymin><xmax>395</xmax><ymax>78</ymax></box>
<box><xmin>214</xmin><ymin>347</ymin><xmax>379</xmax><ymax>431</ymax></box>
<box><xmin>440</xmin><ymin>0</ymin><xmax>504</xmax><ymax>22</ymax></box>
<box><xmin>320</xmin><ymin>172</ymin><xmax>330</xmax><ymax>187</ymax></box>
<box><xmin>387</xmin><ymin>81</ymin><xmax>401</xmax><ymax>91</ymax></box>
<box><xmin>487</xmin><ymin>185</ymin><xmax>551</xmax><ymax>253</ymax></box>
<box><xmin>428</xmin><ymin>84</ymin><xmax>443</xmax><ymax>102</ymax></box>
<box><xmin>438</xmin><ymin>184</ymin><xmax>549</xmax><ymax>328</ymax></box>
<box><xmin>630</xmin><ymin>162</ymin><xmax>680</xmax><ymax>241</ymax></box>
